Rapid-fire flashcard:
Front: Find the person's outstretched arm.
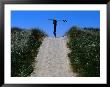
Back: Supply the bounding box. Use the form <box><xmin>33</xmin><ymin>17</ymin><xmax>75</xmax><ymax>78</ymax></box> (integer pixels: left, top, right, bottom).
<box><xmin>48</xmin><ymin>19</ymin><xmax>53</xmax><ymax>21</ymax></box>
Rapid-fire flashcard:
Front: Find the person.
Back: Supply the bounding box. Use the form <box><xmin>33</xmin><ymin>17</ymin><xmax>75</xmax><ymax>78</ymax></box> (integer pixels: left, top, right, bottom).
<box><xmin>53</xmin><ymin>18</ymin><xmax>57</xmax><ymax>37</ymax></box>
<box><xmin>48</xmin><ymin>17</ymin><xmax>67</xmax><ymax>37</ymax></box>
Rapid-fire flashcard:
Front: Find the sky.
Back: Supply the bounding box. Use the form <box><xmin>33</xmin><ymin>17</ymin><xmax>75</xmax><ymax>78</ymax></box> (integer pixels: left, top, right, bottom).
<box><xmin>11</xmin><ymin>11</ymin><xmax>100</xmax><ymax>37</ymax></box>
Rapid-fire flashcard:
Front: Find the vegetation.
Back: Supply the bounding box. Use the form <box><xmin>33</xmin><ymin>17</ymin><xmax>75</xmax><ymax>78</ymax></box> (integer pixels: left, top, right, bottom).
<box><xmin>66</xmin><ymin>26</ymin><xmax>100</xmax><ymax>77</ymax></box>
<box><xmin>11</xmin><ymin>27</ymin><xmax>47</xmax><ymax>77</ymax></box>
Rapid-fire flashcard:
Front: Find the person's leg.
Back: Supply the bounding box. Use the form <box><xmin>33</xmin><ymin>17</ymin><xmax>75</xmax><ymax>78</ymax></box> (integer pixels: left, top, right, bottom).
<box><xmin>54</xmin><ymin>25</ymin><xmax>56</xmax><ymax>38</ymax></box>
<box><xmin>53</xmin><ymin>31</ymin><xmax>56</xmax><ymax>38</ymax></box>
<box><xmin>54</xmin><ymin>32</ymin><xmax>56</xmax><ymax>37</ymax></box>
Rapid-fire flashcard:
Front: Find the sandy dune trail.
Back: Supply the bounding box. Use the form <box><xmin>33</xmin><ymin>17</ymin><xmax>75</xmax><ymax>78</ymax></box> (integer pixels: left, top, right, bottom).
<box><xmin>31</xmin><ymin>37</ymin><xmax>77</xmax><ymax>77</ymax></box>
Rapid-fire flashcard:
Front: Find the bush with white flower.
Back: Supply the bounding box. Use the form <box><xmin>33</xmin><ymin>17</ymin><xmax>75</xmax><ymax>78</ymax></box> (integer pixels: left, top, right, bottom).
<box><xmin>11</xmin><ymin>27</ymin><xmax>47</xmax><ymax>77</ymax></box>
<box><xmin>66</xmin><ymin>26</ymin><xmax>100</xmax><ymax>77</ymax></box>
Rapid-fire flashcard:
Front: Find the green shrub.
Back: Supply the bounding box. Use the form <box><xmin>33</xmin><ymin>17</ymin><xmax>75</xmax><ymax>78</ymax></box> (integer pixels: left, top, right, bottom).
<box><xmin>11</xmin><ymin>27</ymin><xmax>47</xmax><ymax>77</ymax></box>
<box><xmin>31</xmin><ymin>28</ymin><xmax>47</xmax><ymax>41</ymax></box>
<box><xmin>66</xmin><ymin>27</ymin><xmax>100</xmax><ymax>77</ymax></box>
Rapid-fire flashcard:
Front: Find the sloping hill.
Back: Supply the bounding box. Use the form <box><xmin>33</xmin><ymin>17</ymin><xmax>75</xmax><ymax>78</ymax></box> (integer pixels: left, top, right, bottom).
<box><xmin>31</xmin><ymin>37</ymin><xmax>77</xmax><ymax>77</ymax></box>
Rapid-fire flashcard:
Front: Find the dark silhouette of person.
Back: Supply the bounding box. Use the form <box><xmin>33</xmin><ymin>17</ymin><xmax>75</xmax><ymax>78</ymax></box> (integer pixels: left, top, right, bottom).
<box><xmin>48</xmin><ymin>17</ymin><xmax>67</xmax><ymax>38</ymax></box>
<box><xmin>53</xmin><ymin>18</ymin><xmax>57</xmax><ymax>37</ymax></box>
